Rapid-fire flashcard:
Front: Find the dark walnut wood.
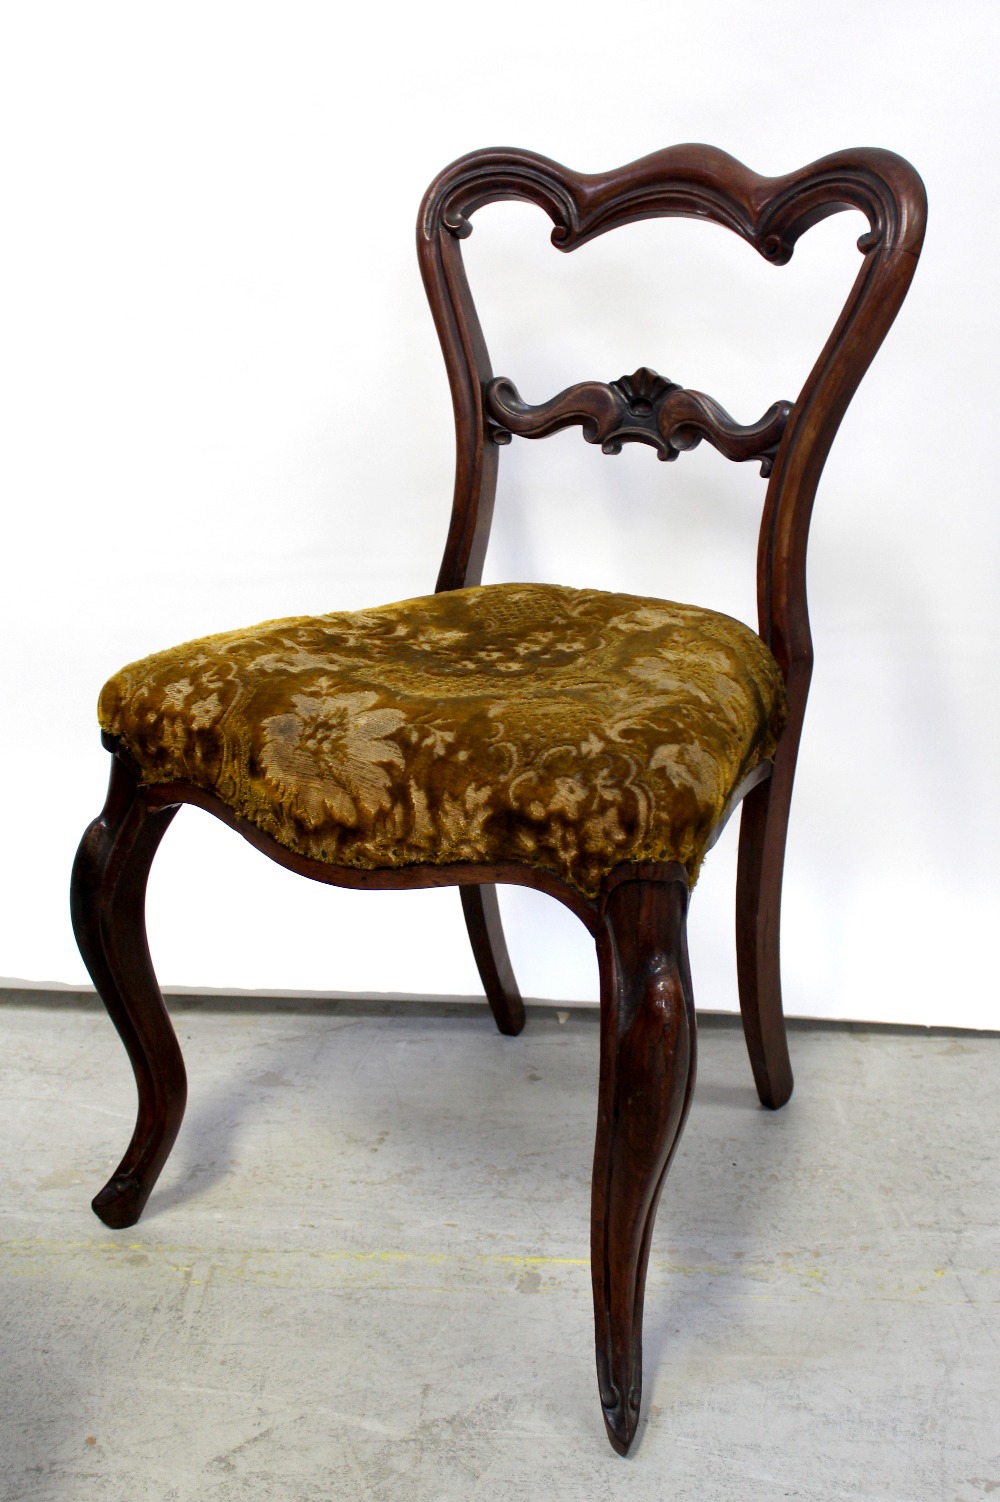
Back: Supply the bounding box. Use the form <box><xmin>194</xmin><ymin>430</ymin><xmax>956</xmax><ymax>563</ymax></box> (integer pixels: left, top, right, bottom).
<box><xmin>73</xmin><ymin>143</ymin><xmax>926</xmax><ymax>1454</ymax></box>
<box><xmin>486</xmin><ymin>367</ymin><xmax>791</xmax><ymax>474</ymax></box>
<box><xmin>460</xmin><ymin>885</ymin><xmax>525</xmax><ymax>1036</ymax></box>
<box><xmin>71</xmin><ymin>747</ymin><xmax>185</xmax><ymax>1228</ymax></box>
<box><xmin>592</xmin><ymin>869</ymin><xmax>696</xmax><ymax>1453</ymax></box>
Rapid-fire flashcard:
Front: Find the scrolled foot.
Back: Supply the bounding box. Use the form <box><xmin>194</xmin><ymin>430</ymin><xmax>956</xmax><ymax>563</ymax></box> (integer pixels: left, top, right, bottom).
<box><xmin>598</xmin><ymin>1366</ymin><xmax>642</xmax><ymax>1455</ymax></box>
<box><xmin>92</xmin><ymin>1172</ymin><xmax>150</xmax><ymax>1231</ymax></box>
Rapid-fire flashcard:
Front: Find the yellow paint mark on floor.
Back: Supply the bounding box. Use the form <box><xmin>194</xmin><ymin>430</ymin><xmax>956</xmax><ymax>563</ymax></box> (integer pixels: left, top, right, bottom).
<box><xmin>0</xmin><ymin>1239</ymin><xmax>997</xmax><ymax>1303</ymax></box>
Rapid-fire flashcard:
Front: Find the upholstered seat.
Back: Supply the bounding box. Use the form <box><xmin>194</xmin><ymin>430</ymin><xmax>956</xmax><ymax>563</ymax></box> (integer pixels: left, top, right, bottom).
<box><xmin>99</xmin><ymin>582</ymin><xmax>786</xmax><ymax>897</ymax></box>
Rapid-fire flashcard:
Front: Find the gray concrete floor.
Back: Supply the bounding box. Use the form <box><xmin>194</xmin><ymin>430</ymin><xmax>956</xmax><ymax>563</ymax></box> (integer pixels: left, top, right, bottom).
<box><xmin>1</xmin><ymin>997</ymin><xmax>997</xmax><ymax>1502</ymax></box>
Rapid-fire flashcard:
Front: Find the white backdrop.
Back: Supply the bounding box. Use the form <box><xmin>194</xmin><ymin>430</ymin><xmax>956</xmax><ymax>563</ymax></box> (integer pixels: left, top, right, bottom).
<box><xmin>1</xmin><ymin>2</ymin><xmax>996</xmax><ymax>1027</ymax></box>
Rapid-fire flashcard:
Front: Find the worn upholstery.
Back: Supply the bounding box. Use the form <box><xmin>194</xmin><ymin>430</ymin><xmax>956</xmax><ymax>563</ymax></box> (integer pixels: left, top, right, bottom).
<box><xmin>98</xmin><ymin>582</ymin><xmax>787</xmax><ymax>897</ymax></box>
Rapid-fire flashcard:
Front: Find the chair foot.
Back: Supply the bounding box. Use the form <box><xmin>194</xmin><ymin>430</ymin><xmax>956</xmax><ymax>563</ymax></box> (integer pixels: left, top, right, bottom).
<box><xmin>736</xmin><ymin>774</ymin><xmax>793</xmax><ymax>1110</ymax></box>
<box><xmin>70</xmin><ymin>748</ymin><xmax>186</xmax><ymax>1227</ymax></box>
<box><xmin>461</xmin><ymin>884</ymin><xmax>526</xmax><ymax>1036</ymax></box>
<box><xmin>592</xmin><ymin>872</ymin><xmax>697</xmax><ymax>1454</ymax></box>
<box><xmin>92</xmin><ymin>1172</ymin><xmax>150</xmax><ymax>1231</ymax></box>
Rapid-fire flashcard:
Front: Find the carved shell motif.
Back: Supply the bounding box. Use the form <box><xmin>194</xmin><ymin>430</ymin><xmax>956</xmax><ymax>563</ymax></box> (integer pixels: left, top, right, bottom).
<box><xmin>486</xmin><ymin>366</ymin><xmax>791</xmax><ymax>476</ymax></box>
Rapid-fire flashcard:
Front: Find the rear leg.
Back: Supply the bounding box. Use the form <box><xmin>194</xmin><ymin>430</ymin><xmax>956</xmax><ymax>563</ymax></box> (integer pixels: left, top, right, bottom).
<box><xmin>70</xmin><ymin>745</ymin><xmax>186</xmax><ymax>1227</ymax></box>
<box><xmin>735</xmin><ymin>772</ymin><xmax>793</xmax><ymax>1109</ymax></box>
<box><xmin>461</xmin><ymin>883</ymin><xmax>525</xmax><ymax>1036</ymax></box>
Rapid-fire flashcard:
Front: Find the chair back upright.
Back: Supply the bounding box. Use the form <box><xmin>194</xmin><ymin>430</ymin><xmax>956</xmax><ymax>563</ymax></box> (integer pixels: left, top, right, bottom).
<box><xmin>417</xmin><ymin>144</ymin><xmax>927</xmax><ymax>760</ymax></box>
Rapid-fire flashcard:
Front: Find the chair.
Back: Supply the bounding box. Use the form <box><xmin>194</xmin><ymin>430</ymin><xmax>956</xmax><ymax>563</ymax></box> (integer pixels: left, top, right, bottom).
<box><xmin>71</xmin><ymin>144</ymin><xmax>926</xmax><ymax>1453</ymax></box>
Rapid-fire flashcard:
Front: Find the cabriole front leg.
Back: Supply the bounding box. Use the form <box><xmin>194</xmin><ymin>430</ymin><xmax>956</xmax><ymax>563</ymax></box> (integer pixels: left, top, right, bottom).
<box><xmin>70</xmin><ymin>746</ymin><xmax>185</xmax><ymax>1229</ymax></box>
<box><xmin>591</xmin><ymin>871</ymin><xmax>697</xmax><ymax>1454</ymax></box>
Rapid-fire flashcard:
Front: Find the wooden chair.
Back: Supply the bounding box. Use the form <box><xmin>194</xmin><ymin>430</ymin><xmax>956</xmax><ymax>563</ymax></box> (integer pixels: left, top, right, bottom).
<box><xmin>71</xmin><ymin>144</ymin><xmax>926</xmax><ymax>1453</ymax></box>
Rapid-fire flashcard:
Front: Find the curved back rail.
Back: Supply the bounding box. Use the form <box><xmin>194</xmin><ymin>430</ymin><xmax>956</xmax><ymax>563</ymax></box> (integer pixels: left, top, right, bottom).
<box><xmin>417</xmin><ymin>145</ymin><xmax>927</xmax><ymax>726</ymax></box>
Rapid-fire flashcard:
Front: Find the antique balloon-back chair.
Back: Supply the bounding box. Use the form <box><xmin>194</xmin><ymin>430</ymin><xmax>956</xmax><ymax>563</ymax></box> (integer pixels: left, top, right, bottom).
<box><xmin>71</xmin><ymin>144</ymin><xmax>925</xmax><ymax>1453</ymax></box>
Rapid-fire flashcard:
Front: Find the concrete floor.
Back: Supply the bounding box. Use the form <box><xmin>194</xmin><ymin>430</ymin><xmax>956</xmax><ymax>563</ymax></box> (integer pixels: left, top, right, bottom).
<box><xmin>1</xmin><ymin>996</ymin><xmax>997</xmax><ymax>1502</ymax></box>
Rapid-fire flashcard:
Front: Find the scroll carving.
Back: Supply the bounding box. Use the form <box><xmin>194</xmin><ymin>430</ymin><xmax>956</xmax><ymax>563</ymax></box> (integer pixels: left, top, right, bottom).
<box><xmin>486</xmin><ymin>366</ymin><xmax>791</xmax><ymax>476</ymax></box>
<box><xmin>421</xmin><ymin>145</ymin><xmax>925</xmax><ymax>269</ymax></box>
<box><xmin>419</xmin><ymin>142</ymin><xmax>927</xmax><ymax>637</ymax></box>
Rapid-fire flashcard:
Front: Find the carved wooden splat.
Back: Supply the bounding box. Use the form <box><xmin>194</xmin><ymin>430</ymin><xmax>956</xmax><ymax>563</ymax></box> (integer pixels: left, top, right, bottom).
<box><xmin>486</xmin><ymin>365</ymin><xmax>791</xmax><ymax>476</ymax></box>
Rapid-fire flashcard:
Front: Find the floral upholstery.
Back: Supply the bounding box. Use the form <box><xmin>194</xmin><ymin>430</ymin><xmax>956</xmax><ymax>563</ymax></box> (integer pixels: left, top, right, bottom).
<box><xmin>98</xmin><ymin>582</ymin><xmax>787</xmax><ymax>897</ymax></box>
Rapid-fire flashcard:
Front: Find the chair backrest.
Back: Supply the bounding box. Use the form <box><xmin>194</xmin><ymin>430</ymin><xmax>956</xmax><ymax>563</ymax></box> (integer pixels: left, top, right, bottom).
<box><xmin>417</xmin><ymin>145</ymin><xmax>926</xmax><ymax>723</ymax></box>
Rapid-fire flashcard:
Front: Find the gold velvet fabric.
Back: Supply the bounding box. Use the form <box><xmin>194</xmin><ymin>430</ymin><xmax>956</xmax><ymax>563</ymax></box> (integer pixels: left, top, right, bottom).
<box><xmin>98</xmin><ymin>583</ymin><xmax>787</xmax><ymax>896</ymax></box>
